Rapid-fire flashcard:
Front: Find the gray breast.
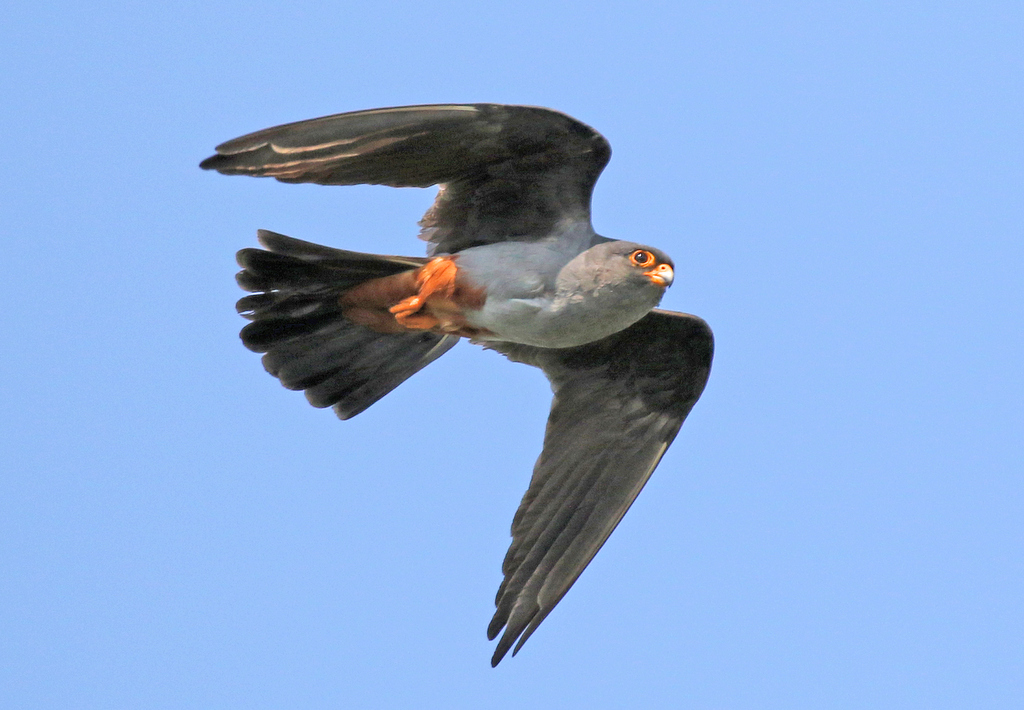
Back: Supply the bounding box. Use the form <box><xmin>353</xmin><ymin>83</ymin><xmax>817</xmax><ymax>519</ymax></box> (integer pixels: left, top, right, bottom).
<box><xmin>464</xmin><ymin>239</ymin><xmax>666</xmax><ymax>348</ymax></box>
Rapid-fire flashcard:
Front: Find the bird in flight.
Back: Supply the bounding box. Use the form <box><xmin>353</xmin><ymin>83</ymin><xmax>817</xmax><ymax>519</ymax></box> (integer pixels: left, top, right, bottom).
<box><xmin>201</xmin><ymin>103</ymin><xmax>713</xmax><ymax>666</ymax></box>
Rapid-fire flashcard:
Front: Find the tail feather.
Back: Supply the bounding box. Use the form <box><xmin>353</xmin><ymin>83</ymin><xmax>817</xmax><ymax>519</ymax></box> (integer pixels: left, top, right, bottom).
<box><xmin>236</xmin><ymin>229</ymin><xmax>458</xmax><ymax>419</ymax></box>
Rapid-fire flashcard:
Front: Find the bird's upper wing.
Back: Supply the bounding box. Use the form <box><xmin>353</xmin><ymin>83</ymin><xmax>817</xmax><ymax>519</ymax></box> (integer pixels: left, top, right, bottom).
<box><xmin>484</xmin><ymin>309</ymin><xmax>713</xmax><ymax>666</ymax></box>
<box><xmin>200</xmin><ymin>104</ymin><xmax>611</xmax><ymax>254</ymax></box>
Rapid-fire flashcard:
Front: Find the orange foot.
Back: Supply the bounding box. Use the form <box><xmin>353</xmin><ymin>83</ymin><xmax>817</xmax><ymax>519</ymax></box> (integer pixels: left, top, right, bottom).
<box><xmin>389</xmin><ymin>257</ymin><xmax>458</xmax><ymax>329</ymax></box>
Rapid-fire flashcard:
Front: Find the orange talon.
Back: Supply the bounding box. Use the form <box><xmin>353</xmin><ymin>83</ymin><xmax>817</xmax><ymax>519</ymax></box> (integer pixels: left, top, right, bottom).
<box><xmin>389</xmin><ymin>257</ymin><xmax>459</xmax><ymax>329</ymax></box>
<box><xmin>342</xmin><ymin>254</ymin><xmax>485</xmax><ymax>335</ymax></box>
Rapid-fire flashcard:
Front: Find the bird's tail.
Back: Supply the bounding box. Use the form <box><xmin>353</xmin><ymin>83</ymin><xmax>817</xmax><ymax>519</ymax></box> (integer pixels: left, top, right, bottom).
<box><xmin>235</xmin><ymin>229</ymin><xmax>459</xmax><ymax>419</ymax></box>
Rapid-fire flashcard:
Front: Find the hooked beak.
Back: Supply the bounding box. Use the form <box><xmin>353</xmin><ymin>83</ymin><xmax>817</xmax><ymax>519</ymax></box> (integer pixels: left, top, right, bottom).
<box><xmin>644</xmin><ymin>263</ymin><xmax>674</xmax><ymax>288</ymax></box>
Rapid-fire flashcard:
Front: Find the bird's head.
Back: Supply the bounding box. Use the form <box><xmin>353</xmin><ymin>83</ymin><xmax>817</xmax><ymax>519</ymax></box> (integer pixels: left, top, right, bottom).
<box><xmin>583</xmin><ymin>240</ymin><xmax>675</xmax><ymax>293</ymax></box>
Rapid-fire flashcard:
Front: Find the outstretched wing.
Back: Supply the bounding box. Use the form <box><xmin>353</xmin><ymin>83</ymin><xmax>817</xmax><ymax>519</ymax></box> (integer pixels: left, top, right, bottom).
<box><xmin>200</xmin><ymin>104</ymin><xmax>611</xmax><ymax>254</ymax></box>
<box><xmin>486</xmin><ymin>310</ymin><xmax>713</xmax><ymax>666</ymax></box>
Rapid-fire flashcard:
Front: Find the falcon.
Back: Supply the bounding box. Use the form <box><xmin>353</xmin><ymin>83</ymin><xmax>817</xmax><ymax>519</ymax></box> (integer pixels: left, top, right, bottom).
<box><xmin>200</xmin><ymin>104</ymin><xmax>714</xmax><ymax>666</ymax></box>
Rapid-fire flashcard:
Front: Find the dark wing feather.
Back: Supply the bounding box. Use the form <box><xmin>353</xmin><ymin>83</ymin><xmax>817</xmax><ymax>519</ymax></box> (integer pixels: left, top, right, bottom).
<box><xmin>200</xmin><ymin>104</ymin><xmax>611</xmax><ymax>253</ymax></box>
<box><xmin>485</xmin><ymin>310</ymin><xmax>713</xmax><ymax>666</ymax></box>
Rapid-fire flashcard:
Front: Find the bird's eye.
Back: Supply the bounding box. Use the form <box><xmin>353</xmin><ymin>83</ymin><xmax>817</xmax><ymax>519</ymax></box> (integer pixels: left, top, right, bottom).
<box><xmin>630</xmin><ymin>250</ymin><xmax>654</xmax><ymax>267</ymax></box>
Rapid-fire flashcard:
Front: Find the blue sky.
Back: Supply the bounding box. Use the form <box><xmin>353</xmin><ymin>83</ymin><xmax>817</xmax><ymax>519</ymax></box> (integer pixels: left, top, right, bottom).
<box><xmin>3</xmin><ymin>2</ymin><xmax>1022</xmax><ymax>708</ymax></box>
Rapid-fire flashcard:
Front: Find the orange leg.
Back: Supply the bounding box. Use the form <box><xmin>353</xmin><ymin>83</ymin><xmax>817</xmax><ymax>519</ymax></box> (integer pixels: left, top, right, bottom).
<box><xmin>389</xmin><ymin>257</ymin><xmax>459</xmax><ymax>329</ymax></box>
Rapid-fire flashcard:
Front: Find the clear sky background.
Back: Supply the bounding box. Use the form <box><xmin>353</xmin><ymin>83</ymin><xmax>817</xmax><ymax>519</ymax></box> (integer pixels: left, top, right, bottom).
<box><xmin>3</xmin><ymin>2</ymin><xmax>1022</xmax><ymax>708</ymax></box>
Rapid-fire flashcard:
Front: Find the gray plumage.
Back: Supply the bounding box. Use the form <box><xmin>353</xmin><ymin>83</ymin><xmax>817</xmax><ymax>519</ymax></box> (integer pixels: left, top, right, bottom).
<box><xmin>202</xmin><ymin>103</ymin><xmax>714</xmax><ymax>666</ymax></box>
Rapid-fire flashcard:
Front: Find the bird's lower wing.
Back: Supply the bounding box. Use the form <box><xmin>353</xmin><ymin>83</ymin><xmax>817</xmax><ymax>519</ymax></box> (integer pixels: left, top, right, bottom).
<box><xmin>485</xmin><ymin>310</ymin><xmax>713</xmax><ymax>666</ymax></box>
